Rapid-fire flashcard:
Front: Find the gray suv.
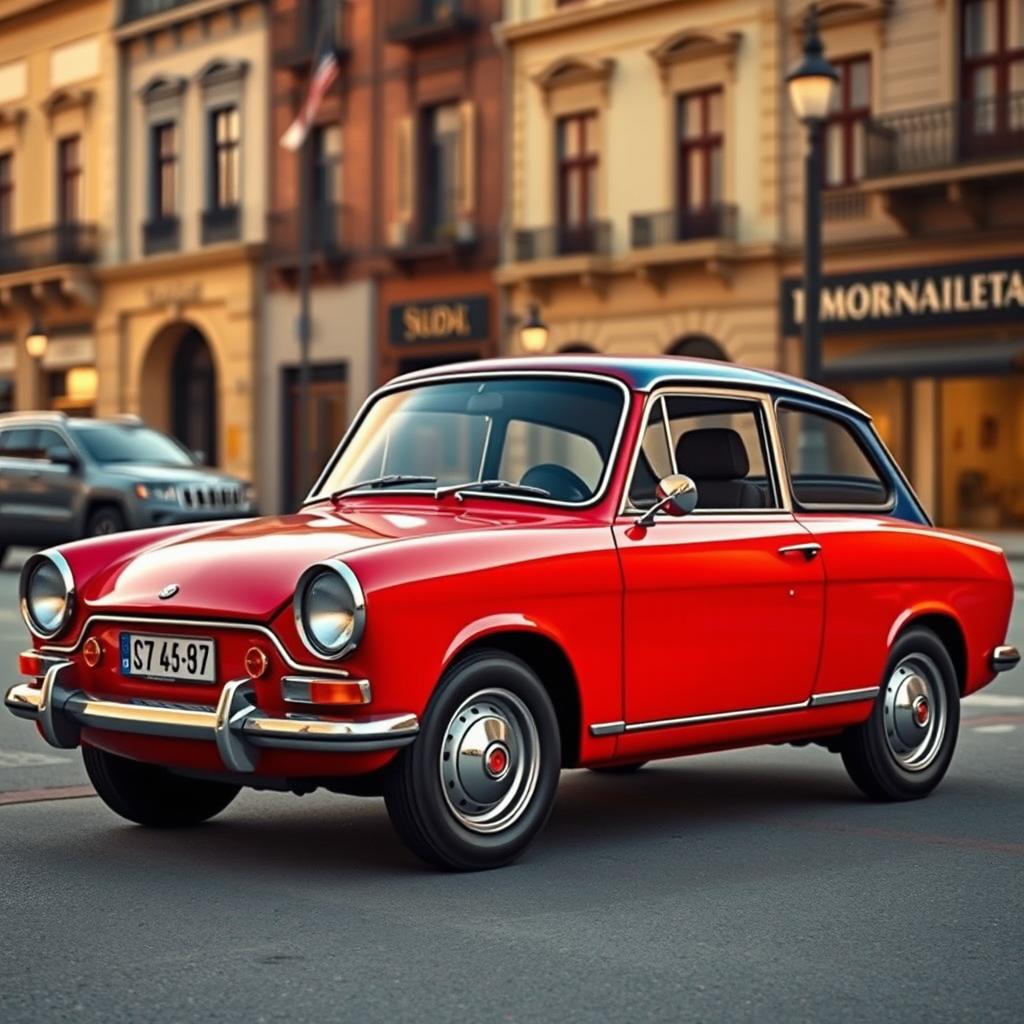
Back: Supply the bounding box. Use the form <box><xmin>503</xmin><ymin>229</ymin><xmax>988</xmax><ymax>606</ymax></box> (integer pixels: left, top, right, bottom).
<box><xmin>0</xmin><ymin>412</ymin><xmax>254</xmax><ymax>565</ymax></box>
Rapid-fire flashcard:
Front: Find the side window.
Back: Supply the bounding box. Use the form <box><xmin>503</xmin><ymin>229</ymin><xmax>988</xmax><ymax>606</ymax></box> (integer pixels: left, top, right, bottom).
<box><xmin>499</xmin><ymin>419</ymin><xmax>603</xmax><ymax>496</ymax></box>
<box><xmin>35</xmin><ymin>429</ymin><xmax>67</xmax><ymax>460</ymax></box>
<box><xmin>777</xmin><ymin>405</ymin><xmax>891</xmax><ymax>508</ymax></box>
<box><xmin>628</xmin><ymin>395</ymin><xmax>779</xmax><ymax>511</ymax></box>
<box><xmin>0</xmin><ymin>427</ymin><xmax>40</xmax><ymax>459</ymax></box>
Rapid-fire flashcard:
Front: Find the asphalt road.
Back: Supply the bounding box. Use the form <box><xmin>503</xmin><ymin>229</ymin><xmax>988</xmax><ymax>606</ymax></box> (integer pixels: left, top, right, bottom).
<box><xmin>1</xmin><ymin>547</ymin><xmax>1022</xmax><ymax>1023</ymax></box>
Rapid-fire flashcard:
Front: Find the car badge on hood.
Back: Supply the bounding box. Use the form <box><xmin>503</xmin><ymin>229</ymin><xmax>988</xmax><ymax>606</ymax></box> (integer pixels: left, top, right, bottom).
<box><xmin>159</xmin><ymin>584</ymin><xmax>180</xmax><ymax>600</ymax></box>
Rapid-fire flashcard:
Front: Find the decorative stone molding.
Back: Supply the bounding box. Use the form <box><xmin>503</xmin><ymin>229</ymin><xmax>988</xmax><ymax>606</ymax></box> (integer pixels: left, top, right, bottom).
<box><xmin>137</xmin><ymin>75</ymin><xmax>188</xmax><ymax>103</ymax></box>
<box><xmin>790</xmin><ymin>1</ymin><xmax>893</xmax><ymax>34</ymax></box>
<box><xmin>648</xmin><ymin>29</ymin><xmax>742</xmax><ymax>86</ymax></box>
<box><xmin>0</xmin><ymin>105</ymin><xmax>27</xmax><ymax>129</ymax></box>
<box><xmin>195</xmin><ymin>58</ymin><xmax>249</xmax><ymax>89</ymax></box>
<box><xmin>40</xmin><ymin>87</ymin><xmax>94</xmax><ymax>118</ymax></box>
<box><xmin>532</xmin><ymin>56</ymin><xmax>615</xmax><ymax>106</ymax></box>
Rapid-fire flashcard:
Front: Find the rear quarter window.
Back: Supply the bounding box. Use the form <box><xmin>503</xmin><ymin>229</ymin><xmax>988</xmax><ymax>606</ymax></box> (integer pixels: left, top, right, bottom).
<box><xmin>777</xmin><ymin>404</ymin><xmax>893</xmax><ymax>510</ymax></box>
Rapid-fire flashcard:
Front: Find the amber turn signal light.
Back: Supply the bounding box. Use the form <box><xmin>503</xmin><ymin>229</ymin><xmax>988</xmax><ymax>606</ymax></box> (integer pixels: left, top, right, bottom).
<box><xmin>83</xmin><ymin>637</ymin><xmax>102</xmax><ymax>668</ymax></box>
<box><xmin>281</xmin><ymin>677</ymin><xmax>371</xmax><ymax>706</ymax></box>
<box><xmin>18</xmin><ymin>651</ymin><xmax>43</xmax><ymax>678</ymax></box>
<box><xmin>244</xmin><ymin>646</ymin><xmax>269</xmax><ymax>679</ymax></box>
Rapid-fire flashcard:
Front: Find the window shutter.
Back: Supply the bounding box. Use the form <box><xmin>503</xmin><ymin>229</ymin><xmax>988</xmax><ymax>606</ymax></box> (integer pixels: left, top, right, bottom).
<box><xmin>396</xmin><ymin>114</ymin><xmax>415</xmax><ymax>224</ymax></box>
<box><xmin>457</xmin><ymin>99</ymin><xmax>476</xmax><ymax>218</ymax></box>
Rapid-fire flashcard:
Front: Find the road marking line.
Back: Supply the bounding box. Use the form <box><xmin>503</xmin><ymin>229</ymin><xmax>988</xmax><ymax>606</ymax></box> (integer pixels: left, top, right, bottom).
<box><xmin>0</xmin><ymin>750</ymin><xmax>70</xmax><ymax>767</ymax></box>
<box><xmin>973</xmin><ymin>724</ymin><xmax>1016</xmax><ymax>734</ymax></box>
<box><xmin>0</xmin><ymin>785</ymin><xmax>95</xmax><ymax>807</ymax></box>
<box><xmin>963</xmin><ymin>694</ymin><xmax>1024</xmax><ymax>708</ymax></box>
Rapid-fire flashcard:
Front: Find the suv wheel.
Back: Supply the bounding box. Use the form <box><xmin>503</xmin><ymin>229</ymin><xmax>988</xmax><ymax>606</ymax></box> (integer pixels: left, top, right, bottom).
<box><xmin>87</xmin><ymin>505</ymin><xmax>126</xmax><ymax>537</ymax></box>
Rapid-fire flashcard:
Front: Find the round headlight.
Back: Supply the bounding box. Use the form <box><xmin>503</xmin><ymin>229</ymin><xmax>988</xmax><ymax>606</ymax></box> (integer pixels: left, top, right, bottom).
<box><xmin>294</xmin><ymin>561</ymin><xmax>365</xmax><ymax>660</ymax></box>
<box><xmin>20</xmin><ymin>552</ymin><xmax>75</xmax><ymax>639</ymax></box>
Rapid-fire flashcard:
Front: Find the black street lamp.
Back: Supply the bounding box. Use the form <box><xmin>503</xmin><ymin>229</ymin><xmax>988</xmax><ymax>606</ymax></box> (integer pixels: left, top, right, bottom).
<box><xmin>786</xmin><ymin>4</ymin><xmax>838</xmax><ymax>383</ymax></box>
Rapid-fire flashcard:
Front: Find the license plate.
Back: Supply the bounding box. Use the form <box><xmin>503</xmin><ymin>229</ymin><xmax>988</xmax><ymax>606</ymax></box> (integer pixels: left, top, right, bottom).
<box><xmin>119</xmin><ymin>633</ymin><xmax>217</xmax><ymax>683</ymax></box>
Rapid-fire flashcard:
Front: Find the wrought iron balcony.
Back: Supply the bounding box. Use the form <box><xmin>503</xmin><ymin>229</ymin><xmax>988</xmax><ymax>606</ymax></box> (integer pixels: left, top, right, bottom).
<box><xmin>0</xmin><ymin>224</ymin><xmax>99</xmax><ymax>274</ymax></box>
<box><xmin>513</xmin><ymin>222</ymin><xmax>612</xmax><ymax>262</ymax></box>
<box><xmin>631</xmin><ymin>205</ymin><xmax>738</xmax><ymax>248</ymax></box>
<box><xmin>143</xmin><ymin>217</ymin><xmax>181</xmax><ymax>256</ymax></box>
<box><xmin>201</xmin><ymin>206</ymin><xmax>241</xmax><ymax>245</ymax></box>
<box><xmin>387</xmin><ymin>0</ymin><xmax>477</xmax><ymax>46</ymax></box>
<box><xmin>273</xmin><ymin>0</ymin><xmax>348</xmax><ymax>66</ymax></box>
<box><xmin>865</xmin><ymin>92</ymin><xmax>1024</xmax><ymax>179</ymax></box>
<box><xmin>120</xmin><ymin>0</ymin><xmax>197</xmax><ymax>24</ymax></box>
<box><xmin>267</xmin><ymin>202</ymin><xmax>349</xmax><ymax>266</ymax></box>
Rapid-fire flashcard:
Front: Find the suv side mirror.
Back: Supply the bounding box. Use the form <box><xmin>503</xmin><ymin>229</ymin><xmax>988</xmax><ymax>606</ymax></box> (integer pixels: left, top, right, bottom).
<box><xmin>636</xmin><ymin>474</ymin><xmax>698</xmax><ymax>527</ymax></box>
<box><xmin>192</xmin><ymin>449</ymin><xmax>207</xmax><ymax>466</ymax></box>
<box><xmin>48</xmin><ymin>445</ymin><xmax>80</xmax><ymax>470</ymax></box>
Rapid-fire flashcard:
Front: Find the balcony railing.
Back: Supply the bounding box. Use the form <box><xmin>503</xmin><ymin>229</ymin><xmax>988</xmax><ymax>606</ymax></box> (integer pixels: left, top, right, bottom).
<box><xmin>143</xmin><ymin>217</ymin><xmax>181</xmax><ymax>256</ymax></box>
<box><xmin>631</xmin><ymin>204</ymin><xmax>738</xmax><ymax>248</ymax></box>
<box><xmin>865</xmin><ymin>92</ymin><xmax>1024</xmax><ymax>178</ymax></box>
<box><xmin>120</xmin><ymin>0</ymin><xmax>197</xmax><ymax>24</ymax></box>
<box><xmin>513</xmin><ymin>222</ymin><xmax>612</xmax><ymax>262</ymax></box>
<box><xmin>0</xmin><ymin>224</ymin><xmax>99</xmax><ymax>274</ymax></box>
<box><xmin>387</xmin><ymin>0</ymin><xmax>477</xmax><ymax>45</ymax></box>
<box><xmin>272</xmin><ymin>0</ymin><xmax>348</xmax><ymax>66</ymax></box>
<box><xmin>267</xmin><ymin>202</ymin><xmax>348</xmax><ymax>265</ymax></box>
<box><xmin>201</xmin><ymin>206</ymin><xmax>241</xmax><ymax>245</ymax></box>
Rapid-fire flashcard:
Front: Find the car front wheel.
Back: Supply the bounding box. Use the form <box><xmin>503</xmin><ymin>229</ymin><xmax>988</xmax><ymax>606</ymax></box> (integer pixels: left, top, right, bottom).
<box><xmin>83</xmin><ymin>746</ymin><xmax>240</xmax><ymax>827</ymax></box>
<box><xmin>384</xmin><ymin>650</ymin><xmax>561</xmax><ymax>871</ymax></box>
<box><xmin>840</xmin><ymin>628</ymin><xmax>960</xmax><ymax>801</ymax></box>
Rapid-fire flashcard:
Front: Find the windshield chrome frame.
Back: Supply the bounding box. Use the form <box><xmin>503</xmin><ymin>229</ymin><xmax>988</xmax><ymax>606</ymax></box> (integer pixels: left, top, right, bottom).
<box><xmin>303</xmin><ymin>370</ymin><xmax>633</xmax><ymax>512</ymax></box>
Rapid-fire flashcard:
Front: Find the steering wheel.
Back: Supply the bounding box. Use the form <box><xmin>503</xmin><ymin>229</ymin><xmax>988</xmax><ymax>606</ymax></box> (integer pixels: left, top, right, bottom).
<box><xmin>519</xmin><ymin>464</ymin><xmax>591</xmax><ymax>502</ymax></box>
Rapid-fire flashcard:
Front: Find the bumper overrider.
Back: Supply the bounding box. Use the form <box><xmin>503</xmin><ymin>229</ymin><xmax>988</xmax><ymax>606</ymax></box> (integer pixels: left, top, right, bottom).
<box><xmin>4</xmin><ymin>658</ymin><xmax>419</xmax><ymax>774</ymax></box>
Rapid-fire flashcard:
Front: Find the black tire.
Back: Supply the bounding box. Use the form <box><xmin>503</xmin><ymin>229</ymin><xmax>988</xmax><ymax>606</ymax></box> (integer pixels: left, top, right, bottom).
<box><xmin>86</xmin><ymin>504</ymin><xmax>127</xmax><ymax>538</ymax></box>
<box><xmin>83</xmin><ymin>745</ymin><xmax>240</xmax><ymax>827</ymax></box>
<box><xmin>840</xmin><ymin>627</ymin><xmax>960</xmax><ymax>801</ymax></box>
<box><xmin>384</xmin><ymin>650</ymin><xmax>561</xmax><ymax>871</ymax></box>
<box><xmin>589</xmin><ymin>762</ymin><xmax>647</xmax><ymax>775</ymax></box>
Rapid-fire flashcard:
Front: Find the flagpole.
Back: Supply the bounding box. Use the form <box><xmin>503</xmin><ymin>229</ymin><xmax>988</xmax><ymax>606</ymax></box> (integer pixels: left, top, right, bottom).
<box><xmin>297</xmin><ymin>125</ymin><xmax>312</xmax><ymax>504</ymax></box>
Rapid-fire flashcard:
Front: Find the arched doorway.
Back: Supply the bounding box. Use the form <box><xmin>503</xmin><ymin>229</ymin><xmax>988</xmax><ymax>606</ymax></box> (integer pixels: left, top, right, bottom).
<box><xmin>141</xmin><ymin>322</ymin><xmax>219</xmax><ymax>466</ymax></box>
<box><xmin>667</xmin><ymin>335</ymin><xmax>729</xmax><ymax>361</ymax></box>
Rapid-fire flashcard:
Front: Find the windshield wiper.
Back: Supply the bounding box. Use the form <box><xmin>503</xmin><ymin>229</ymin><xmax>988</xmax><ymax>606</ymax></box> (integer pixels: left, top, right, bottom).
<box><xmin>330</xmin><ymin>474</ymin><xmax>437</xmax><ymax>503</ymax></box>
<box><xmin>434</xmin><ymin>479</ymin><xmax>552</xmax><ymax>501</ymax></box>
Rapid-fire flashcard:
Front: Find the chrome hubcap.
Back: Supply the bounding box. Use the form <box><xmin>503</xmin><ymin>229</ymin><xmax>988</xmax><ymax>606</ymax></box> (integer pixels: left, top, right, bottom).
<box><xmin>439</xmin><ymin>688</ymin><xmax>540</xmax><ymax>834</ymax></box>
<box><xmin>883</xmin><ymin>654</ymin><xmax>947</xmax><ymax>771</ymax></box>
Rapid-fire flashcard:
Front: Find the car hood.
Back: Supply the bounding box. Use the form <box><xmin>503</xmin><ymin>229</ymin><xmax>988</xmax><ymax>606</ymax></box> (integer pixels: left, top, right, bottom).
<box><xmin>98</xmin><ymin>462</ymin><xmax>247</xmax><ymax>485</ymax></box>
<box><xmin>78</xmin><ymin>502</ymin><xmax>544</xmax><ymax>620</ymax></box>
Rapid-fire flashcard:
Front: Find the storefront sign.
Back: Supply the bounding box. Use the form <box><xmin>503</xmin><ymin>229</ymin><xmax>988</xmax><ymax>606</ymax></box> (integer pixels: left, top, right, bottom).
<box><xmin>388</xmin><ymin>295</ymin><xmax>490</xmax><ymax>345</ymax></box>
<box><xmin>782</xmin><ymin>257</ymin><xmax>1024</xmax><ymax>335</ymax></box>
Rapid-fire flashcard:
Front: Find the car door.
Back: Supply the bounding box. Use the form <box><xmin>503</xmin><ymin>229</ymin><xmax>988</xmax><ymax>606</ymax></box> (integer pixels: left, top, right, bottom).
<box><xmin>613</xmin><ymin>389</ymin><xmax>825</xmax><ymax>727</ymax></box>
<box><xmin>29</xmin><ymin>427</ymin><xmax>81</xmax><ymax>543</ymax></box>
<box><xmin>0</xmin><ymin>426</ymin><xmax>42</xmax><ymax>544</ymax></box>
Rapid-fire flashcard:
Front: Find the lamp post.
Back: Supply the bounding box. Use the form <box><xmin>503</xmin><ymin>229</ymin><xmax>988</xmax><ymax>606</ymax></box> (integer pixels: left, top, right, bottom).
<box><xmin>519</xmin><ymin>303</ymin><xmax>549</xmax><ymax>354</ymax></box>
<box><xmin>25</xmin><ymin>321</ymin><xmax>48</xmax><ymax>361</ymax></box>
<box><xmin>786</xmin><ymin>4</ymin><xmax>838</xmax><ymax>383</ymax></box>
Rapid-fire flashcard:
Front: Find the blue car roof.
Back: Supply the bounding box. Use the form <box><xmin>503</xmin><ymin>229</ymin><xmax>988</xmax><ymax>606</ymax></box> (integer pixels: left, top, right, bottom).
<box><xmin>394</xmin><ymin>355</ymin><xmax>865</xmax><ymax>418</ymax></box>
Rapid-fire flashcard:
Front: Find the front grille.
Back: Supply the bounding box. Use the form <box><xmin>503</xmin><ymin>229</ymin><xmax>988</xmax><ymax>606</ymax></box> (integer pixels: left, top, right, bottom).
<box><xmin>178</xmin><ymin>483</ymin><xmax>245</xmax><ymax>511</ymax></box>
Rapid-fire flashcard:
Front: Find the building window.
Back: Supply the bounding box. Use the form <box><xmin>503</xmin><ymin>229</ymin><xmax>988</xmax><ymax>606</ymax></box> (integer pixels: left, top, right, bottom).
<box><xmin>420</xmin><ymin>103</ymin><xmax>460</xmax><ymax>242</ymax></box>
<box><xmin>209</xmin><ymin>107</ymin><xmax>240</xmax><ymax>210</ymax></box>
<box><xmin>961</xmin><ymin>0</ymin><xmax>1024</xmax><ymax>140</ymax></box>
<box><xmin>57</xmin><ymin>136</ymin><xmax>82</xmax><ymax>224</ymax></box>
<box><xmin>556</xmin><ymin>111</ymin><xmax>598</xmax><ymax>250</ymax></box>
<box><xmin>312</xmin><ymin>123</ymin><xmax>342</xmax><ymax>206</ymax></box>
<box><xmin>152</xmin><ymin>122</ymin><xmax>177</xmax><ymax>219</ymax></box>
<box><xmin>825</xmin><ymin>56</ymin><xmax>870</xmax><ymax>187</ymax></box>
<box><xmin>677</xmin><ymin>88</ymin><xmax>723</xmax><ymax>212</ymax></box>
<box><xmin>0</xmin><ymin>153</ymin><xmax>12</xmax><ymax>236</ymax></box>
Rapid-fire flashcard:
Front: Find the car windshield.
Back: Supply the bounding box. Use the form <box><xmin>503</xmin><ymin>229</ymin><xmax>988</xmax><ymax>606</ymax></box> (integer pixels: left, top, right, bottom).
<box><xmin>71</xmin><ymin>423</ymin><xmax>196</xmax><ymax>467</ymax></box>
<box><xmin>311</xmin><ymin>376</ymin><xmax>626</xmax><ymax>505</ymax></box>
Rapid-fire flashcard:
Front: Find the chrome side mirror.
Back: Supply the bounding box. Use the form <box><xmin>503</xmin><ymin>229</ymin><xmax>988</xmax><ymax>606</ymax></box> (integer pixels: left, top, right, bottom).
<box><xmin>636</xmin><ymin>474</ymin><xmax>698</xmax><ymax>527</ymax></box>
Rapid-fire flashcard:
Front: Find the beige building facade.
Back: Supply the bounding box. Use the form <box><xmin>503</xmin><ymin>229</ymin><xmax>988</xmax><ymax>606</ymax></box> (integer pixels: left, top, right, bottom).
<box><xmin>96</xmin><ymin>0</ymin><xmax>269</xmax><ymax>484</ymax></box>
<box><xmin>0</xmin><ymin>0</ymin><xmax>117</xmax><ymax>417</ymax></box>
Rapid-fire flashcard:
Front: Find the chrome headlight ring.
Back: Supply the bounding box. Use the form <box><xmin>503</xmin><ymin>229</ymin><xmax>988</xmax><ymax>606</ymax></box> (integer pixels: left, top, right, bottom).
<box><xmin>20</xmin><ymin>550</ymin><xmax>76</xmax><ymax>640</ymax></box>
<box><xmin>293</xmin><ymin>560</ymin><xmax>366</xmax><ymax>661</ymax></box>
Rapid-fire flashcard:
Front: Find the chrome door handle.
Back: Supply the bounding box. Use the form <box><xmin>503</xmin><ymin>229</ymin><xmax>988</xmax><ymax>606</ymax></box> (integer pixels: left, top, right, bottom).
<box><xmin>778</xmin><ymin>543</ymin><xmax>821</xmax><ymax>560</ymax></box>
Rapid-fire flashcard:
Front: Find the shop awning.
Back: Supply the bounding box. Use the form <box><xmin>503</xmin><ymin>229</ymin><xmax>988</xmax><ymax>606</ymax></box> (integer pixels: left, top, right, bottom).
<box><xmin>824</xmin><ymin>339</ymin><xmax>1024</xmax><ymax>380</ymax></box>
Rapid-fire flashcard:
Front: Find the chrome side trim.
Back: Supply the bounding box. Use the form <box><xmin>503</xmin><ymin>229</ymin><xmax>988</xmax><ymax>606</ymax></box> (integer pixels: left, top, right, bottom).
<box><xmin>588</xmin><ymin>687</ymin><xmax>879</xmax><ymax>736</ymax></box>
<box><xmin>303</xmin><ymin>370</ymin><xmax>633</xmax><ymax>512</ymax></box>
<box><xmin>992</xmin><ymin>645</ymin><xmax>1021</xmax><ymax>672</ymax></box>
<box><xmin>809</xmin><ymin>686</ymin><xmax>881</xmax><ymax>707</ymax></box>
<box><xmin>38</xmin><ymin>614</ymin><xmax>353</xmax><ymax>678</ymax></box>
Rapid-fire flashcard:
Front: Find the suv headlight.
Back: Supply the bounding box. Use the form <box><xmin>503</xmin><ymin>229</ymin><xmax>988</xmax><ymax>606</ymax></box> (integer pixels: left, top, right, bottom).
<box><xmin>134</xmin><ymin>483</ymin><xmax>178</xmax><ymax>503</ymax></box>
<box><xmin>293</xmin><ymin>560</ymin><xmax>366</xmax><ymax>660</ymax></box>
<box><xmin>20</xmin><ymin>551</ymin><xmax>75</xmax><ymax>639</ymax></box>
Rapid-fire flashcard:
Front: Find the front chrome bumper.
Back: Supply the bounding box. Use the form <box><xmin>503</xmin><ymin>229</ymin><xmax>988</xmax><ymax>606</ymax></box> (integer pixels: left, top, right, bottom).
<box><xmin>4</xmin><ymin>661</ymin><xmax>419</xmax><ymax>774</ymax></box>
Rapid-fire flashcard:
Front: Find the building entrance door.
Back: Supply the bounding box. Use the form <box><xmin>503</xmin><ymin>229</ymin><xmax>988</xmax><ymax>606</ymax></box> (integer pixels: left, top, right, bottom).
<box><xmin>284</xmin><ymin>363</ymin><xmax>348</xmax><ymax>511</ymax></box>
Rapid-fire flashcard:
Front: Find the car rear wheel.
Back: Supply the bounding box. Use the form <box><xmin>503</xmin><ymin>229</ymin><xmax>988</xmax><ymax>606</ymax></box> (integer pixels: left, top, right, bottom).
<box><xmin>86</xmin><ymin>505</ymin><xmax>126</xmax><ymax>538</ymax></box>
<box><xmin>840</xmin><ymin>628</ymin><xmax>959</xmax><ymax>801</ymax></box>
<box><xmin>83</xmin><ymin>745</ymin><xmax>240</xmax><ymax>827</ymax></box>
<box><xmin>384</xmin><ymin>650</ymin><xmax>561</xmax><ymax>871</ymax></box>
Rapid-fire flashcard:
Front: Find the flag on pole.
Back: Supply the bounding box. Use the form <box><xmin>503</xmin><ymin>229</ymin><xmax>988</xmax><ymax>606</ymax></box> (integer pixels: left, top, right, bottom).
<box><xmin>279</xmin><ymin>27</ymin><xmax>340</xmax><ymax>151</ymax></box>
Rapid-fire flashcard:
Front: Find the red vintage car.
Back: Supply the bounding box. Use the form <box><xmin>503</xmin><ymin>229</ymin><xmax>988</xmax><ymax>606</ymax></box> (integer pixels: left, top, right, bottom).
<box><xmin>5</xmin><ymin>357</ymin><xmax>1019</xmax><ymax>870</ymax></box>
